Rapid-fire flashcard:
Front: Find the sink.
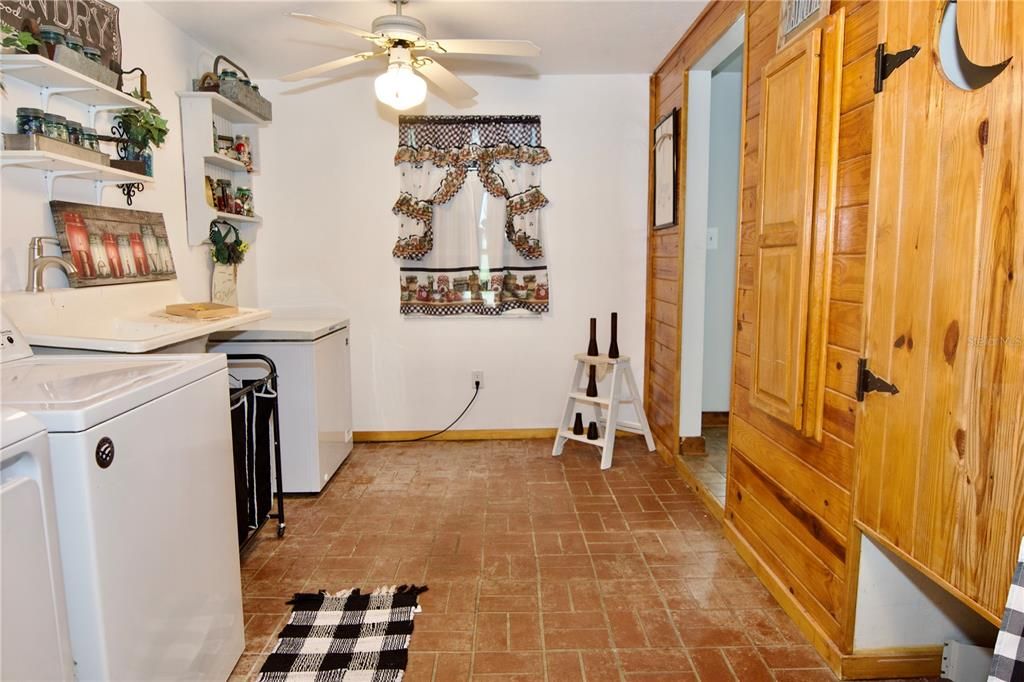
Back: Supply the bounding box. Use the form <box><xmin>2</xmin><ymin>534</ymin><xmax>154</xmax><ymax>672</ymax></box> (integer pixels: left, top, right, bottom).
<box><xmin>1</xmin><ymin>281</ymin><xmax>271</xmax><ymax>353</ymax></box>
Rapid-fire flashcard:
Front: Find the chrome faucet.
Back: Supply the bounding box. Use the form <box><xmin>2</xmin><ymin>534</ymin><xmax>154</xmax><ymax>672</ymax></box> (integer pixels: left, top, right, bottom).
<box><xmin>26</xmin><ymin>237</ymin><xmax>78</xmax><ymax>292</ymax></box>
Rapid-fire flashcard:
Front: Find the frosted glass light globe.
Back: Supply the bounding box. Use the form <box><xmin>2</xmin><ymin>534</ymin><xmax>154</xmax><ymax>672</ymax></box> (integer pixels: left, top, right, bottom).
<box><xmin>375</xmin><ymin>63</ymin><xmax>427</xmax><ymax>110</ymax></box>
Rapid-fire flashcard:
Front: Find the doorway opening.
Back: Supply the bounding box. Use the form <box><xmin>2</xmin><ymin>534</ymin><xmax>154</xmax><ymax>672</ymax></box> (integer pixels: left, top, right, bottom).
<box><xmin>677</xmin><ymin>18</ymin><xmax>744</xmax><ymax>508</ymax></box>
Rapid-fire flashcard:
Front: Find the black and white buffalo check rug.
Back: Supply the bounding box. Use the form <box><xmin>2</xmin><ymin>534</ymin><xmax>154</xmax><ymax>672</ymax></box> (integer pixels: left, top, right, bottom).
<box><xmin>991</xmin><ymin>539</ymin><xmax>1024</xmax><ymax>682</ymax></box>
<box><xmin>257</xmin><ymin>585</ymin><xmax>428</xmax><ymax>681</ymax></box>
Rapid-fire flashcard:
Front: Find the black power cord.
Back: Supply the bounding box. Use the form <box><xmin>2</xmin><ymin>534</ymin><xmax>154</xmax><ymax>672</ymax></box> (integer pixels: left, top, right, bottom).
<box><xmin>374</xmin><ymin>381</ymin><xmax>481</xmax><ymax>443</ymax></box>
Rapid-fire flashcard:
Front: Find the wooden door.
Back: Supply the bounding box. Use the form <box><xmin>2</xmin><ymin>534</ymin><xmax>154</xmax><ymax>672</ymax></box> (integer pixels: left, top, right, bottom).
<box><xmin>856</xmin><ymin>0</ymin><xmax>1024</xmax><ymax>621</ymax></box>
<box><xmin>750</xmin><ymin>26</ymin><xmax>833</xmax><ymax>432</ymax></box>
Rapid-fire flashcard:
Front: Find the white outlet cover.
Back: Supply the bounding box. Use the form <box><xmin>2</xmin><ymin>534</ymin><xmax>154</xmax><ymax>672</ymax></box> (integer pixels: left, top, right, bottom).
<box><xmin>707</xmin><ymin>228</ymin><xmax>720</xmax><ymax>250</ymax></box>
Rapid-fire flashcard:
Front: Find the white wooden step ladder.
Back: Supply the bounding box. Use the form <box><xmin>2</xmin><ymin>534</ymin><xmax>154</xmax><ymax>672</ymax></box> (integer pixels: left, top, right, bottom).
<box><xmin>553</xmin><ymin>354</ymin><xmax>656</xmax><ymax>469</ymax></box>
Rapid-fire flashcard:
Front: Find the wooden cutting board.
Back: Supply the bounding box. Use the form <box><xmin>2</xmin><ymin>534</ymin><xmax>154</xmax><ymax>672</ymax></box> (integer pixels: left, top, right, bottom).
<box><xmin>165</xmin><ymin>302</ymin><xmax>239</xmax><ymax>319</ymax></box>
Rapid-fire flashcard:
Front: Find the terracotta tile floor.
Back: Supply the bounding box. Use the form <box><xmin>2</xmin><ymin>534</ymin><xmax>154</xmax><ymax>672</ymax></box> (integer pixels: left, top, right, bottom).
<box><xmin>681</xmin><ymin>427</ymin><xmax>729</xmax><ymax>507</ymax></box>
<box><xmin>230</xmin><ymin>436</ymin><xmax>931</xmax><ymax>681</ymax></box>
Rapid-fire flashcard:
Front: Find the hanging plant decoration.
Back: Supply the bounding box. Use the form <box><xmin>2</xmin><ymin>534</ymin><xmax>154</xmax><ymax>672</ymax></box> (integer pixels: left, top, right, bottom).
<box><xmin>209</xmin><ymin>220</ymin><xmax>249</xmax><ymax>265</ymax></box>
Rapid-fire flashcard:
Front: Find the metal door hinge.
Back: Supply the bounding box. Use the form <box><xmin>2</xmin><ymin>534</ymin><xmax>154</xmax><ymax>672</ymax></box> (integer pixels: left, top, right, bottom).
<box><xmin>857</xmin><ymin>358</ymin><xmax>900</xmax><ymax>401</ymax></box>
<box><xmin>874</xmin><ymin>43</ymin><xmax>921</xmax><ymax>93</ymax></box>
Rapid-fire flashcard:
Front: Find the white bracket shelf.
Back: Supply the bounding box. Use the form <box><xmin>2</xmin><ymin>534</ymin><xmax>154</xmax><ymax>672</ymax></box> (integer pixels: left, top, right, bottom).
<box><xmin>2</xmin><ymin>149</ymin><xmax>153</xmax><ymax>202</ymax></box>
<box><xmin>0</xmin><ymin>54</ymin><xmax>146</xmax><ymax>127</ymax></box>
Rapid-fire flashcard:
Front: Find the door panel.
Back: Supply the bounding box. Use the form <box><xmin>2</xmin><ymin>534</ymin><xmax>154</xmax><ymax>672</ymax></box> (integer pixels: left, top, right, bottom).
<box><xmin>856</xmin><ymin>0</ymin><xmax>1024</xmax><ymax>621</ymax></box>
<box><xmin>750</xmin><ymin>28</ymin><xmax>823</xmax><ymax>429</ymax></box>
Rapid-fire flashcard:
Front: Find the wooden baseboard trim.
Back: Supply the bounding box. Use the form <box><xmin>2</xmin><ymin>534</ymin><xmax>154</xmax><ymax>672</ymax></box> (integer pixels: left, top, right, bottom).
<box><xmin>723</xmin><ymin>519</ymin><xmax>844</xmax><ymax>674</ymax></box>
<box><xmin>679</xmin><ymin>435</ymin><xmax>706</xmax><ymax>455</ymax></box>
<box><xmin>354</xmin><ymin>428</ymin><xmax>557</xmax><ymax>442</ymax></box>
<box><xmin>839</xmin><ymin>646</ymin><xmax>944</xmax><ymax>680</ymax></box>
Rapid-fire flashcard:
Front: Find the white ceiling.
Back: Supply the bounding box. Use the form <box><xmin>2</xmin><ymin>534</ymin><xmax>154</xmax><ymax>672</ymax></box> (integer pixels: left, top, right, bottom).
<box><xmin>149</xmin><ymin>1</ymin><xmax>710</xmax><ymax>80</ymax></box>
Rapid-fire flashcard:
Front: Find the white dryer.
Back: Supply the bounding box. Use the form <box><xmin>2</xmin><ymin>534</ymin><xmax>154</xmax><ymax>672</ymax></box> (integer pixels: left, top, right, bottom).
<box><xmin>1</xmin><ymin>408</ymin><xmax>75</xmax><ymax>680</ymax></box>
<box><xmin>0</xmin><ymin>315</ymin><xmax>244</xmax><ymax>680</ymax></box>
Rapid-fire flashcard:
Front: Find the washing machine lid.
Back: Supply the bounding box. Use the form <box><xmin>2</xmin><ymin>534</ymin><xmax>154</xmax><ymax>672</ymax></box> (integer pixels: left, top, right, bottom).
<box><xmin>1</xmin><ymin>408</ymin><xmax>47</xmax><ymax>449</ymax></box>
<box><xmin>209</xmin><ymin>315</ymin><xmax>348</xmax><ymax>342</ymax></box>
<box><xmin>1</xmin><ymin>354</ymin><xmax>225</xmax><ymax>433</ymax></box>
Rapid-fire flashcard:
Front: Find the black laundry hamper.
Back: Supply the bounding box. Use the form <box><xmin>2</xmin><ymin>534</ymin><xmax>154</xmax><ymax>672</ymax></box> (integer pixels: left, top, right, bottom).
<box><xmin>227</xmin><ymin>354</ymin><xmax>286</xmax><ymax>548</ymax></box>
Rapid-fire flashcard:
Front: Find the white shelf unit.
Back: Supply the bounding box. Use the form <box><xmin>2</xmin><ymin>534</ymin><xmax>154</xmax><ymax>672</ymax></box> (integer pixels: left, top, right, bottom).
<box><xmin>178</xmin><ymin>92</ymin><xmax>268</xmax><ymax>245</ymax></box>
<box><xmin>0</xmin><ymin>54</ymin><xmax>154</xmax><ymax>204</ymax></box>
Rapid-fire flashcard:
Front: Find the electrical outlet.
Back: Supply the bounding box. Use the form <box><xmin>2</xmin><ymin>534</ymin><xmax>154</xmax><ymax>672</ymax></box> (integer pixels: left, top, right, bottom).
<box><xmin>472</xmin><ymin>370</ymin><xmax>484</xmax><ymax>389</ymax></box>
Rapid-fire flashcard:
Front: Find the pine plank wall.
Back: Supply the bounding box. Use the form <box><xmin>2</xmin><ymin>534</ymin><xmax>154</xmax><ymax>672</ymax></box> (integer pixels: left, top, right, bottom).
<box><xmin>644</xmin><ymin>0</ymin><xmax>880</xmax><ymax>669</ymax></box>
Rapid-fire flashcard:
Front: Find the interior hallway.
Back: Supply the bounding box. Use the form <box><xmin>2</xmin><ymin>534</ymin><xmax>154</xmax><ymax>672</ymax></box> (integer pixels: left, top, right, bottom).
<box><xmin>231</xmin><ymin>437</ymin><xmax>936</xmax><ymax>681</ymax></box>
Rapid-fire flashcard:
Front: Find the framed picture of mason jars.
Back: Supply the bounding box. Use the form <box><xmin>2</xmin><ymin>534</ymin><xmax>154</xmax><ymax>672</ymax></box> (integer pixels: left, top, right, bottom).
<box><xmin>49</xmin><ymin>201</ymin><xmax>176</xmax><ymax>288</ymax></box>
<box><xmin>652</xmin><ymin>108</ymin><xmax>679</xmax><ymax>229</ymax></box>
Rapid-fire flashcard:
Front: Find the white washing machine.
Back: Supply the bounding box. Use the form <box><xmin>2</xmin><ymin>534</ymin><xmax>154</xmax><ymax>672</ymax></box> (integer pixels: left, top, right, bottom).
<box><xmin>0</xmin><ymin>315</ymin><xmax>244</xmax><ymax>680</ymax></box>
<box><xmin>209</xmin><ymin>315</ymin><xmax>353</xmax><ymax>493</ymax></box>
<box><xmin>1</xmin><ymin>408</ymin><xmax>75</xmax><ymax>681</ymax></box>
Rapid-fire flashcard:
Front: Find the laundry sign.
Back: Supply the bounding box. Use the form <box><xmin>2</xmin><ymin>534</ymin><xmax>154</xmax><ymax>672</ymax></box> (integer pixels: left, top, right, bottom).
<box><xmin>777</xmin><ymin>0</ymin><xmax>831</xmax><ymax>50</ymax></box>
<box><xmin>0</xmin><ymin>0</ymin><xmax>121</xmax><ymax>66</ymax></box>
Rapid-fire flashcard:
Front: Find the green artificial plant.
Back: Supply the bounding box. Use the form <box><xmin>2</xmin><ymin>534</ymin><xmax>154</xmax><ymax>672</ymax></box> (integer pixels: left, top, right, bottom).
<box><xmin>209</xmin><ymin>222</ymin><xmax>249</xmax><ymax>266</ymax></box>
<box><xmin>115</xmin><ymin>89</ymin><xmax>170</xmax><ymax>154</ymax></box>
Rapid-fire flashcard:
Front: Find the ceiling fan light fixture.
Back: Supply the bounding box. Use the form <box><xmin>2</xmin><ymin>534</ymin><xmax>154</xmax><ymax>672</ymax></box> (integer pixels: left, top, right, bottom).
<box><xmin>375</xmin><ymin>62</ymin><xmax>427</xmax><ymax>110</ymax></box>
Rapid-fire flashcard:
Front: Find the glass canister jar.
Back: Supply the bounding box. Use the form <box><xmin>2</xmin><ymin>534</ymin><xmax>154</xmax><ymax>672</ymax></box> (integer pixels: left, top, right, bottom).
<box><xmin>236</xmin><ymin>187</ymin><xmax>254</xmax><ymax>217</ymax></box>
<box><xmin>39</xmin><ymin>24</ymin><xmax>65</xmax><ymax>58</ymax></box>
<box><xmin>81</xmin><ymin>127</ymin><xmax>100</xmax><ymax>152</ymax></box>
<box><xmin>16</xmin><ymin>108</ymin><xmax>46</xmax><ymax>136</ymax></box>
<box><xmin>218</xmin><ymin>70</ymin><xmax>238</xmax><ymax>86</ymax></box>
<box><xmin>43</xmin><ymin>113</ymin><xmax>69</xmax><ymax>142</ymax></box>
<box><xmin>82</xmin><ymin>46</ymin><xmax>103</xmax><ymax>64</ymax></box>
<box><xmin>215</xmin><ymin>179</ymin><xmax>233</xmax><ymax>212</ymax></box>
<box><xmin>64</xmin><ymin>33</ymin><xmax>84</xmax><ymax>53</ymax></box>
<box><xmin>66</xmin><ymin>120</ymin><xmax>83</xmax><ymax>146</ymax></box>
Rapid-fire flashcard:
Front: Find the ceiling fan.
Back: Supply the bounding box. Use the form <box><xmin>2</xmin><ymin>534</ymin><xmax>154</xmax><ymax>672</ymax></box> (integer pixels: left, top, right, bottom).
<box><xmin>280</xmin><ymin>0</ymin><xmax>541</xmax><ymax>110</ymax></box>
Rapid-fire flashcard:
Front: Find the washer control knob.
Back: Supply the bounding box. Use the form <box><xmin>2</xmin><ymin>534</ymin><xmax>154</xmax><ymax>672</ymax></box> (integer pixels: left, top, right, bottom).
<box><xmin>95</xmin><ymin>437</ymin><xmax>115</xmax><ymax>469</ymax></box>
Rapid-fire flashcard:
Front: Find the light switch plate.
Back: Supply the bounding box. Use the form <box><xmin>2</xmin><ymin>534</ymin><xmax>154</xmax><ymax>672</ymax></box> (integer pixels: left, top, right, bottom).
<box><xmin>707</xmin><ymin>228</ymin><xmax>719</xmax><ymax>250</ymax></box>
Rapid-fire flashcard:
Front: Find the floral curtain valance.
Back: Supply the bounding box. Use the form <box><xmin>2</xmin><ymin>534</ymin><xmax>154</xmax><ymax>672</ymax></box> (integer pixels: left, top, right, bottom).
<box><xmin>393</xmin><ymin>115</ymin><xmax>552</xmax><ymax>317</ymax></box>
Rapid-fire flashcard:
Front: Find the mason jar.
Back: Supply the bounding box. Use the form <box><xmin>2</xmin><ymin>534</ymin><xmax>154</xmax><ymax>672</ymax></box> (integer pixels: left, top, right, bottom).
<box><xmin>43</xmin><ymin>113</ymin><xmax>69</xmax><ymax>142</ymax></box>
<box><xmin>82</xmin><ymin>46</ymin><xmax>103</xmax><ymax>64</ymax></box>
<box><xmin>16</xmin><ymin>108</ymin><xmax>46</xmax><ymax>136</ymax></box>
<box><xmin>66</xmin><ymin>120</ymin><xmax>83</xmax><ymax>146</ymax></box>
<box><xmin>65</xmin><ymin>33</ymin><xmax>84</xmax><ymax>53</ymax></box>
<box><xmin>81</xmin><ymin>127</ymin><xmax>100</xmax><ymax>152</ymax></box>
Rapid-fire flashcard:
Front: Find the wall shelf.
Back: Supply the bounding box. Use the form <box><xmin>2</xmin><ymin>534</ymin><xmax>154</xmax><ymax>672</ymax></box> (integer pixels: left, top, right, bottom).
<box><xmin>0</xmin><ymin>54</ymin><xmax>145</xmax><ymax>125</ymax></box>
<box><xmin>178</xmin><ymin>91</ymin><xmax>269</xmax><ymax>127</ymax></box>
<box><xmin>214</xmin><ymin>210</ymin><xmax>261</xmax><ymax>224</ymax></box>
<box><xmin>204</xmin><ymin>154</ymin><xmax>252</xmax><ymax>173</ymax></box>
<box><xmin>179</xmin><ymin>91</ymin><xmax>267</xmax><ymax>244</ymax></box>
<box><xmin>1</xmin><ymin>149</ymin><xmax>153</xmax><ymax>202</ymax></box>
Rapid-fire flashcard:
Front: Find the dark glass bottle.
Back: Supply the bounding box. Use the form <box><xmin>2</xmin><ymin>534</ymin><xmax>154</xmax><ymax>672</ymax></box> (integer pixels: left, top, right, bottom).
<box><xmin>587</xmin><ymin>317</ymin><xmax>599</xmax><ymax>356</ymax></box>
<box><xmin>608</xmin><ymin>312</ymin><xmax>620</xmax><ymax>359</ymax></box>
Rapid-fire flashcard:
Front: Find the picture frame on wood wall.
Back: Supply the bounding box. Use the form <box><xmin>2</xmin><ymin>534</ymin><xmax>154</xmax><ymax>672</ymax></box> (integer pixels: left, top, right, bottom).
<box><xmin>777</xmin><ymin>0</ymin><xmax>832</xmax><ymax>50</ymax></box>
<box><xmin>652</xmin><ymin>108</ymin><xmax>679</xmax><ymax>230</ymax></box>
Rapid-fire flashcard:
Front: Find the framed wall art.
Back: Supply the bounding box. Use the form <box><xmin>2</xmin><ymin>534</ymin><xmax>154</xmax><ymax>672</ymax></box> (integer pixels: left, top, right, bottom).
<box><xmin>777</xmin><ymin>0</ymin><xmax>831</xmax><ymax>50</ymax></box>
<box><xmin>652</xmin><ymin>108</ymin><xmax>679</xmax><ymax>230</ymax></box>
<box><xmin>50</xmin><ymin>201</ymin><xmax>176</xmax><ymax>288</ymax></box>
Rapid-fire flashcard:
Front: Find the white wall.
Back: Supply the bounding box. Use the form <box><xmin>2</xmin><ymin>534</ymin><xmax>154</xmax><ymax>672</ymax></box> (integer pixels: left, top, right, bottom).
<box><xmin>854</xmin><ymin>536</ymin><xmax>997</xmax><ymax>650</ymax></box>
<box><xmin>1</xmin><ymin>2</ymin><xmax>222</xmax><ymax>300</ymax></box>
<box><xmin>254</xmin><ymin>74</ymin><xmax>649</xmax><ymax>431</ymax></box>
<box><xmin>701</xmin><ymin>71</ymin><xmax>741</xmax><ymax>411</ymax></box>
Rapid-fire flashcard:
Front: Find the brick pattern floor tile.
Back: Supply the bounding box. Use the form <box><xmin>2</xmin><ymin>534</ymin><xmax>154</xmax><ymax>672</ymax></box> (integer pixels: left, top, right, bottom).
<box><xmin>230</xmin><ymin>437</ymin><xmax>939</xmax><ymax>681</ymax></box>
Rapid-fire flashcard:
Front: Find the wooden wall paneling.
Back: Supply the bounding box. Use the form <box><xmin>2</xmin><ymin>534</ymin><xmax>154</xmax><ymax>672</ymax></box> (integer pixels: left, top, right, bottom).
<box><xmin>644</xmin><ymin>1</ymin><xmax>745</xmax><ymax>458</ymax></box>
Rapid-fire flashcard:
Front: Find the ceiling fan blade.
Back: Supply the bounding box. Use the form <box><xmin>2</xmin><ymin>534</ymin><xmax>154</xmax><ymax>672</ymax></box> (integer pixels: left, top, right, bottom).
<box><xmin>280</xmin><ymin>51</ymin><xmax>383</xmax><ymax>82</ymax></box>
<box><xmin>414</xmin><ymin>58</ymin><xmax>478</xmax><ymax>101</ymax></box>
<box><xmin>287</xmin><ymin>12</ymin><xmax>380</xmax><ymax>41</ymax></box>
<box><xmin>422</xmin><ymin>39</ymin><xmax>541</xmax><ymax>57</ymax></box>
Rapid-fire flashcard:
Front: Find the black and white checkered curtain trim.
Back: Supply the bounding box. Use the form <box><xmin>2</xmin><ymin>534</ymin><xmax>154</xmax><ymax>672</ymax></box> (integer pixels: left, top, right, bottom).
<box><xmin>258</xmin><ymin>585</ymin><xmax>428</xmax><ymax>681</ymax></box>
<box><xmin>990</xmin><ymin>538</ymin><xmax>1024</xmax><ymax>682</ymax></box>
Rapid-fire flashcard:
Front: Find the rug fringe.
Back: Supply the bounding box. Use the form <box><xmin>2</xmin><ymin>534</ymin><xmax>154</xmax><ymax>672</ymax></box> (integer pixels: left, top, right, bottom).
<box><xmin>288</xmin><ymin>585</ymin><xmax>429</xmax><ymax>604</ymax></box>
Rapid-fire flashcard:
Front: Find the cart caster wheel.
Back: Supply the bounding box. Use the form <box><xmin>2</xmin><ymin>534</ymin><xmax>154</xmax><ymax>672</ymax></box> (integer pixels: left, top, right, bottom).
<box><xmin>277</xmin><ymin>524</ymin><xmax>286</xmax><ymax>538</ymax></box>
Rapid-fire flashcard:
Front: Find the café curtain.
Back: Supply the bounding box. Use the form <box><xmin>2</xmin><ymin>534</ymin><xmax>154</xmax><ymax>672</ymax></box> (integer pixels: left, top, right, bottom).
<box><xmin>392</xmin><ymin>115</ymin><xmax>551</xmax><ymax>316</ymax></box>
